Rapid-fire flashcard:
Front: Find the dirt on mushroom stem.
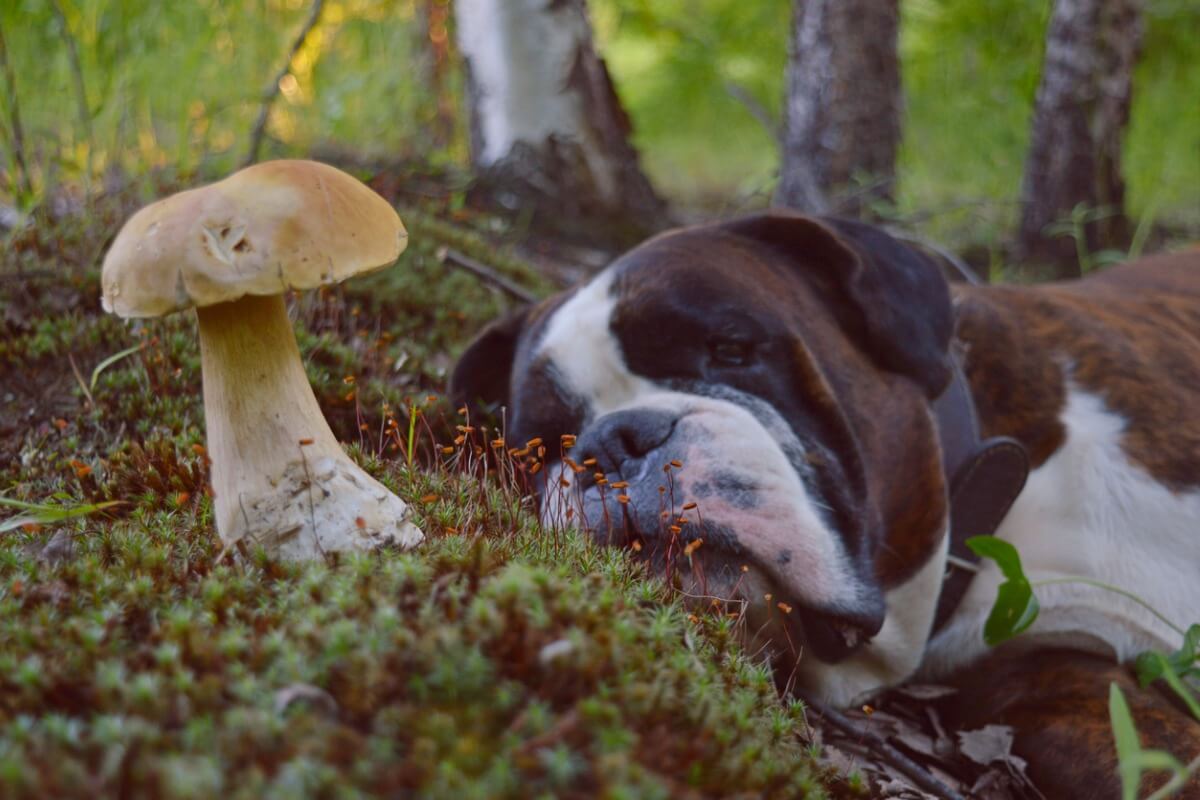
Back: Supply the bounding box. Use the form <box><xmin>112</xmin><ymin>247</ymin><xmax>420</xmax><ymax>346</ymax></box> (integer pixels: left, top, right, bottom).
<box><xmin>196</xmin><ymin>292</ymin><xmax>421</xmax><ymax>559</ymax></box>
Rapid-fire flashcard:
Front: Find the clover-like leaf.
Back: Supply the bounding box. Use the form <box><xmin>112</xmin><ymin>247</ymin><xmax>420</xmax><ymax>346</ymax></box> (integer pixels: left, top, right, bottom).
<box><xmin>1137</xmin><ymin>624</ymin><xmax>1200</xmax><ymax>686</ymax></box>
<box><xmin>966</xmin><ymin>535</ymin><xmax>1040</xmax><ymax>646</ymax></box>
<box><xmin>1135</xmin><ymin>648</ymin><xmax>1200</xmax><ymax>722</ymax></box>
<box><xmin>1136</xmin><ymin>650</ymin><xmax>1166</xmax><ymax>686</ymax></box>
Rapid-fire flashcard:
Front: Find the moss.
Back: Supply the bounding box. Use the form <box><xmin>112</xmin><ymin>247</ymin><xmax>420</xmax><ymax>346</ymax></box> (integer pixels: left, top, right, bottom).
<box><xmin>1</xmin><ymin>180</ymin><xmax>841</xmax><ymax>798</ymax></box>
<box><xmin>0</xmin><ymin>465</ymin><xmax>837</xmax><ymax>798</ymax></box>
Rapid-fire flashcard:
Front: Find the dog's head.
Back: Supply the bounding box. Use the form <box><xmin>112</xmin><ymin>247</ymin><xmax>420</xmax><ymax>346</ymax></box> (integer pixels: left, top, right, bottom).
<box><xmin>452</xmin><ymin>211</ymin><xmax>956</xmax><ymax>703</ymax></box>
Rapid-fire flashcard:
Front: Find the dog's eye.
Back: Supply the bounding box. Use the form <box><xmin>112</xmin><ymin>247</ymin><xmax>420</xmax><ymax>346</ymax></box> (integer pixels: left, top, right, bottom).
<box><xmin>710</xmin><ymin>340</ymin><xmax>755</xmax><ymax>367</ymax></box>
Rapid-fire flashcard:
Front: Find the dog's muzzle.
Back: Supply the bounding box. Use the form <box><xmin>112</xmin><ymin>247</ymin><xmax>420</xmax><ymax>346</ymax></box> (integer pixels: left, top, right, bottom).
<box><xmin>544</xmin><ymin>404</ymin><xmax>884</xmax><ymax>664</ymax></box>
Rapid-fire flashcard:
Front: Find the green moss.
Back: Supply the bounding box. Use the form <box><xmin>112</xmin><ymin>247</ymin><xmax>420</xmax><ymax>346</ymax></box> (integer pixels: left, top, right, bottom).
<box><xmin>1</xmin><ymin>190</ymin><xmax>839</xmax><ymax>798</ymax></box>
<box><xmin>0</xmin><ymin>466</ymin><xmax>835</xmax><ymax>798</ymax></box>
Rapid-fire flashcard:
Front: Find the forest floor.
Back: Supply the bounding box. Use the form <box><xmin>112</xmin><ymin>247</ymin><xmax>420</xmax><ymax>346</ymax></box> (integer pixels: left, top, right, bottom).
<box><xmin>0</xmin><ymin>164</ymin><xmax>1043</xmax><ymax>799</ymax></box>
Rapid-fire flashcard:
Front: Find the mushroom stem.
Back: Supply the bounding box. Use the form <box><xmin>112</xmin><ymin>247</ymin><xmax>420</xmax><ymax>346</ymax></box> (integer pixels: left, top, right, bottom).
<box><xmin>197</xmin><ymin>293</ymin><xmax>422</xmax><ymax>559</ymax></box>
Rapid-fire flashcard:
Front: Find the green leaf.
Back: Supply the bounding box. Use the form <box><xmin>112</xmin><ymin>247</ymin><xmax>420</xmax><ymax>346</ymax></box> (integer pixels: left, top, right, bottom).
<box><xmin>1137</xmin><ymin>624</ymin><xmax>1200</xmax><ymax>687</ymax></box>
<box><xmin>983</xmin><ymin>580</ymin><xmax>1040</xmax><ymax>647</ymax></box>
<box><xmin>966</xmin><ymin>535</ymin><xmax>1024</xmax><ymax>581</ymax></box>
<box><xmin>1137</xmin><ymin>651</ymin><xmax>1166</xmax><ymax>685</ymax></box>
<box><xmin>0</xmin><ymin>496</ymin><xmax>123</xmax><ymax>533</ymax></box>
<box><xmin>1109</xmin><ymin>683</ymin><xmax>1188</xmax><ymax>800</ymax></box>
<box><xmin>966</xmin><ymin>536</ymin><xmax>1040</xmax><ymax>646</ymax></box>
<box><xmin>1110</xmin><ymin>683</ymin><xmax>1143</xmax><ymax>800</ymax></box>
<box><xmin>1158</xmin><ymin>660</ymin><xmax>1200</xmax><ymax>723</ymax></box>
<box><xmin>1181</xmin><ymin>625</ymin><xmax>1199</xmax><ymax>662</ymax></box>
<box><xmin>1137</xmin><ymin>651</ymin><xmax>1200</xmax><ymax>723</ymax></box>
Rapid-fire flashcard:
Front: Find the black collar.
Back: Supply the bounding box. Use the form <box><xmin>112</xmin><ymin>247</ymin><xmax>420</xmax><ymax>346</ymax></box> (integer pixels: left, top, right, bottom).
<box><xmin>929</xmin><ymin>348</ymin><xmax>1030</xmax><ymax>634</ymax></box>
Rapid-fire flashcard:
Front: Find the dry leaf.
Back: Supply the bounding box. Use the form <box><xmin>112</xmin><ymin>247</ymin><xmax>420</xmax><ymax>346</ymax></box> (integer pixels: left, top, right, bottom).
<box><xmin>958</xmin><ymin>724</ymin><xmax>1015</xmax><ymax>766</ymax></box>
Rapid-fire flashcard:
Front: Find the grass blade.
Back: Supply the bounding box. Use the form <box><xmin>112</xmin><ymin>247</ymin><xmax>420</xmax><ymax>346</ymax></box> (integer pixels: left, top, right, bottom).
<box><xmin>90</xmin><ymin>343</ymin><xmax>144</xmax><ymax>390</ymax></box>
<box><xmin>1110</xmin><ymin>683</ymin><xmax>1142</xmax><ymax>800</ymax></box>
<box><xmin>0</xmin><ymin>496</ymin><xmax>123</xmax><ymax>532</ymax></box>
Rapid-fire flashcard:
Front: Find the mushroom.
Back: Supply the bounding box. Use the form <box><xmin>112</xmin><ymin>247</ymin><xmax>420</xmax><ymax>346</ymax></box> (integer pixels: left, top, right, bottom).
<box><xmin>100</xmin><ymin>159</ymin><xmax>423</xmax><ymax>560</ymax></box>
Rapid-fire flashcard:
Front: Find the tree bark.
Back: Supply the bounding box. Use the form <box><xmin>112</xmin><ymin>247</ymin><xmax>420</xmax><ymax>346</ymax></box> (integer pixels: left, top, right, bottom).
<box><xmin>1016</xmin><ymin>0</ymin><xmax>1143</xmax><ymax>278</ymax></box>
<box><xmin>776</xmin><ymin>0</ymin><xmax>901</xmax><ymax>216</ymax></box>
<box><xmin>455</xmin><ymin>0</ymin><xmax>668</xmax><ymax>243</ymax></box>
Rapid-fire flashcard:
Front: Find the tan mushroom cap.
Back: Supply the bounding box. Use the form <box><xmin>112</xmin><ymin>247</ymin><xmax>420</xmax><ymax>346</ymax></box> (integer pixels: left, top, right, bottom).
<box><xmin>101</xmin><ymin>159</ymin><xmax>407</xmax><ymax>318</ymax></box>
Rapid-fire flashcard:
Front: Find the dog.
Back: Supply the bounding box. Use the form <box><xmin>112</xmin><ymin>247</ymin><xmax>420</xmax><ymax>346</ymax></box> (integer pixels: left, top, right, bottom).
<box><xmin>451</xmin><ymin>212</ymin><xmax>1200</xmax><ymax>796</ymax></box>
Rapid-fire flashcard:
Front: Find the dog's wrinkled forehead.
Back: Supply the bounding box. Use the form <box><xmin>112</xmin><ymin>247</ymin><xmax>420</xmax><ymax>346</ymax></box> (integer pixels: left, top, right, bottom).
<box><xmin>450</xmin><ymin>212</ymin><xmax>955</xmax><ymax>429</ymax></box>
<box><xmin>607</xmin><ymin>229</ymin><xmax>805</xmax><ymax>313</ymax></box>
<box><xmin>518</xmin><ymin>229</ymin><xmax>815</xmax><ymax>424</ymax></box>
<box><xmin>501</xmin><ymin>225</ymin><xmax>874</xmax><ymax>468</ymax></box>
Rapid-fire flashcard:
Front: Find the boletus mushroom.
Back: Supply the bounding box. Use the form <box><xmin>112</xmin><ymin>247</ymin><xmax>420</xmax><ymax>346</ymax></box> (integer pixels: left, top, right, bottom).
<box><xmin>101</xmin><ymin>159</ymin><xmax>423</xmax><ymax>560</ymax></box>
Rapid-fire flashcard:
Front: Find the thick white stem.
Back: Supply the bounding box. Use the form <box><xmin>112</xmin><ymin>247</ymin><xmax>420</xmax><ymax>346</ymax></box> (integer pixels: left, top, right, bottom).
<box><xmin>197</xmin><ymin>294</ymin><xmax>422</xmax><ymax>559</ymax></box>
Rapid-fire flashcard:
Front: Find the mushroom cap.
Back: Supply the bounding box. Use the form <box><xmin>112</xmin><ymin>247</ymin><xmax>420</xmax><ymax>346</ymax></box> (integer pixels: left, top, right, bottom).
<box><xmin>101</xmin><ymin>160</ymin><xmax>407</xmax><ymax>318</ymax></box>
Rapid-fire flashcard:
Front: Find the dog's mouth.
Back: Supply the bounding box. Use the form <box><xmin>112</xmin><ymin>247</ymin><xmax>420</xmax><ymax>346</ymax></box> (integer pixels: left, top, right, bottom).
<box><xmin>531</xmin><ymin>392</ymin><xmax>887</xmax><ymax>667</ymax></box>
<box><xmin>658</xmin><ymin>539</ymin><xmax>882</xmax><ymax>666</ymax></box>
<box><xmin>539</xmin><ymin>458</ymin><xmax>884</xmax><ymax>665</ymax></box>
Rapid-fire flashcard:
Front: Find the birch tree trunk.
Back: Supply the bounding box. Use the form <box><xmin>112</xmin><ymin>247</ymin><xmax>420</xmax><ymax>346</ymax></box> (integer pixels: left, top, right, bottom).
<box><xmin>776</xmin><ymin>0</ymin><xmax>901</xmax><ymax>216</ymax></box>
<box><xmin>455</xmin><ymin>0</ymin><xmax>667</xmax><ymax>241</ymax></box>
<box><xmin>1016</xmin><ymin>0</ymin><xmax>1143</xmax><ymax>278</ymax></box>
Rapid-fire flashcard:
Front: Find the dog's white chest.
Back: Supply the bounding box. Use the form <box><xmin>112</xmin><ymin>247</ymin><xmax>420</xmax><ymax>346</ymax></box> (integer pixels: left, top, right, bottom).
<box><xmin>924</xmin><ymin>385</ymin><xmax>1200</xmax><ymax>676</ymax></box>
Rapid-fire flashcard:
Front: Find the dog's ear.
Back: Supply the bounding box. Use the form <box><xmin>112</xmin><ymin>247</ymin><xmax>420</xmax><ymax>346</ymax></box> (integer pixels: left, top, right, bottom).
<box><xmin>450</xmin><ymin>307</ymin><xmax>530</xmax><ymax>412</ymax></box>
<box><xmin>720</xmin><ymin>212</ymin><xmax>954</xmax><ymax>396</ymax></box>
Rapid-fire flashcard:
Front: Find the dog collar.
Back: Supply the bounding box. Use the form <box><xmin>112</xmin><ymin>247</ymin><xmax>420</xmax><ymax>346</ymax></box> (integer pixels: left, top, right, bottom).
<box><xmin>929</xmin><ymin>347</ymin><xmax>1030</xmax><ymax>635</ymax></box>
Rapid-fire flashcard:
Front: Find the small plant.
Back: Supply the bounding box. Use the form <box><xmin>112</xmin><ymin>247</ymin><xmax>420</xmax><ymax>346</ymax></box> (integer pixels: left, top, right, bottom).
<box><xmin>1044</xmin><ymin>203</ymin><xmax>1128</xmax><ymax>273</ymax></box>
<box><xmin>969</xmin><ymin>535</ymin><xmax>1200</xmax><ymax>799</ymax></box>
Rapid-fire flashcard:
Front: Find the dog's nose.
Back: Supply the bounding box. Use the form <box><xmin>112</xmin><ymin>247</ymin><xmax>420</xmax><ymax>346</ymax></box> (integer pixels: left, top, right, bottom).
<box><xmin>574</xmin><ymin>409</ymin><xmax>677</xmax><ymax>477</ymax></box>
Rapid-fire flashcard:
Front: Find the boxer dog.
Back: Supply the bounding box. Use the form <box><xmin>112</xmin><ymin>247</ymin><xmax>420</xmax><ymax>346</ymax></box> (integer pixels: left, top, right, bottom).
<box><xmin>451</xmin><ymin>212</ymin><xmax>1200</xmax><ymax>796</ymax></box>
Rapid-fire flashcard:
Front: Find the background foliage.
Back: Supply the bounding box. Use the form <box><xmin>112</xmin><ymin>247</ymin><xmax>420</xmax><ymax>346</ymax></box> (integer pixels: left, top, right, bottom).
<box><xmin>4</xmin><ymin>0</ymin><xmax>1197</xmax><ymax>250</ymax></box>
<box><xmin>3</xmin><ymin>2</ymin><xmax>1198</xmax><ymax>795</ymax></box>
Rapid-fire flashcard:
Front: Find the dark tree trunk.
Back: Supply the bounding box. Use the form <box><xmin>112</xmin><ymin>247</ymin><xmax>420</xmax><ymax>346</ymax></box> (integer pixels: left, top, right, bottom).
<box><xmin>1016</xmin><ymin>0</ymin><xmax>1143</xmax><ymax>278</ymax></box>
<box><xmin>776</xmin><ymin>0</ymin><xmax>901</xmax><ymax>216</ymax></box>
<box><xmin>455</xmin><ymin>0</ymin><xmax>668</xmax><ymax>244</ymax></box>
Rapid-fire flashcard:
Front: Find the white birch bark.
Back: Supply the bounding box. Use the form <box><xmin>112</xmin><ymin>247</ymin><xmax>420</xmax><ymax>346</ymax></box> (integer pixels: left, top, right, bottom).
<box><xmin>455</xmin><ymin>0</ymin><xmax>665</xmax><ymax>237</ymax></box>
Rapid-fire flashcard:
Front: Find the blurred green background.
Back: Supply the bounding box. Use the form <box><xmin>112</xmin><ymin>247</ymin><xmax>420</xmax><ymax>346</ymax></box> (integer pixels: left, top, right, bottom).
<box><xmin>3</xmin><ymin>0</ymin><xmax>1198</xmax><ymax>248</ymax></box>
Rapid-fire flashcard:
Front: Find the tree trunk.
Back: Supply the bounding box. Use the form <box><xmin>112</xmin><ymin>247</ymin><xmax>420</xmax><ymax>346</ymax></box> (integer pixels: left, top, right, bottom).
<box><xmin>776</xmin><ymin>0</ymin><xmax>901</xmax><ymax>216</ymax></box>
<box><xmin>455</xmin><ymin>0</ymin><xmax>668</xmax><ymax>243</ymax></box>
<box><xmin>1016</xmin><ymin>0</ymin><xmax>1143</xmax><ymax>278</ymax></box>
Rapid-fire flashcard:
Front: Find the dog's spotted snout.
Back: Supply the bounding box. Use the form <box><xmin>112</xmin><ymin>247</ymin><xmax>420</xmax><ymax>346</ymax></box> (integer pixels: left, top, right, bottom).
<box><xmin>573</xmin><ymin>408</ymin><xmax>677</xmax><ymax>482</ymax></box>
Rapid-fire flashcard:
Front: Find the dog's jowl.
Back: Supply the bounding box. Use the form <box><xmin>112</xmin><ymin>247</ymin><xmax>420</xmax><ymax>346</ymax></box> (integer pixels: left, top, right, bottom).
<box><xmin>452</xmin><ymin>212</ymin><xmax>1200</xmax><ymax>797</ymax></box>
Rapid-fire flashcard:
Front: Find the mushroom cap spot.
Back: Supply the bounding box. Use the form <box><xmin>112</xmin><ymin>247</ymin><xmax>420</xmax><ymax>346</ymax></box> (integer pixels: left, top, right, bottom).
<box><xmin>100</xmin><ymin>159</ymin><xmax>408</xmax><ymax>318</ymax></box>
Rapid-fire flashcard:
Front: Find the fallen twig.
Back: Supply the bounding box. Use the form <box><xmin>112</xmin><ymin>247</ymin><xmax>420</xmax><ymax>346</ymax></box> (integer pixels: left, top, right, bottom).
<box><xmin>437</xmin><ymin>246</ymin><xmax>537</xmax><ymax>304</ymax></box>
<box><xmin>66</xmin><ymin>353</ymin><xmax>95</xmax><ymax>410</ymax></box>
<box><xmin>243</xmin><ymin>0</ymin><xmax>326</xmax><ymax>167</ymax></box>
<box><xmin>801</xmin><ymin>692</ymin><xmax>967</xmax><ymax>800</ymax></box>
